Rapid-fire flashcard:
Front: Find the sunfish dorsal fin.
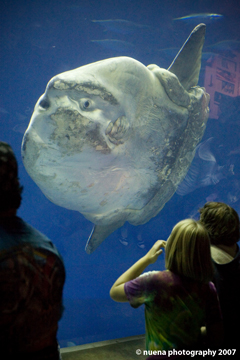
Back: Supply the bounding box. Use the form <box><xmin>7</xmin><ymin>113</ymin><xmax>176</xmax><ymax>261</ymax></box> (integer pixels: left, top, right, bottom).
<box><xmin>168</xmin><ymin>23</ymin><xmax>206</xmax><ymax>90</ymax></box>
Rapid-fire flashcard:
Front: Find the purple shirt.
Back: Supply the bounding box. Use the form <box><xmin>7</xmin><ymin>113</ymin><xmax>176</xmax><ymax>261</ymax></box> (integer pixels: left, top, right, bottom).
<box><xmin>124</xmin><ymin>270</ymin><xmax>222</xmax><ymax>351</ymax></box>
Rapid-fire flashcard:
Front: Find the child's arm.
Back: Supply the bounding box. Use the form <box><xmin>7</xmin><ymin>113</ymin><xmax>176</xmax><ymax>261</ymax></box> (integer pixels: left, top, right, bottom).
<box><xmin>110</xmin><ymin>240</ymin><xmax>166</xmax><ymax>302</ymax></box>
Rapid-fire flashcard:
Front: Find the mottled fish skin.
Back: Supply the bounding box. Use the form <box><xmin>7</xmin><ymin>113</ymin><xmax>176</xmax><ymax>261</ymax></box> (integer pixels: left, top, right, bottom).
<box><xmin>22</xmin><ymin>24</ymin><xmax>210</xmax><ymax>254</ymax></box>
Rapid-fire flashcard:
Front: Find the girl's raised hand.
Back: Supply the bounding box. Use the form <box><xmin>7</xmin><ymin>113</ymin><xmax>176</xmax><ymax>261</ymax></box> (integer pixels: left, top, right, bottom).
<box><xmin>145</xmin><ymin>240</ymin><xmax>166</xmax><ymax>264</ymax></box>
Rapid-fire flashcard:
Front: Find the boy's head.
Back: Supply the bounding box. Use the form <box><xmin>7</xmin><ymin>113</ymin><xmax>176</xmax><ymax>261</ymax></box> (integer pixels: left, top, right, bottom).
<box><xmin>199</xmin><ymin>202</ymin><xmax>240</xmax><ymax>247</ymax></box>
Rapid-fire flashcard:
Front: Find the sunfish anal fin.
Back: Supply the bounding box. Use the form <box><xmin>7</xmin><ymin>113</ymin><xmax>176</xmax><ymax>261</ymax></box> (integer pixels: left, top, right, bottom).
<box><xmin>85</xmin><ymin>223</ymin><xmax>123</xmax><ymax>254</ymax></box>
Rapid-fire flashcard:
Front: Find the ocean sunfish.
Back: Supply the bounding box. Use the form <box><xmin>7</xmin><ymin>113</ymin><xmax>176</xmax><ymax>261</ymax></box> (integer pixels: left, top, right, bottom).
<box><xmin>22</xmin><ymin>24</ymin><xmax>209</xmax><ymax>253</ymax></box>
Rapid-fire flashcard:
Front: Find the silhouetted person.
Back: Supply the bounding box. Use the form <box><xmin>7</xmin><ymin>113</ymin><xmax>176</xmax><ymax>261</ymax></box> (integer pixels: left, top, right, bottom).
<box><xmin>0</xmin><ymin>141</ymin><xmax>65</xmax><ymax>359</ymax></box>
<box><xmin>199</xmin><ymin>201</ymin><xmax>240</xmax><ymax>350</ymax></box>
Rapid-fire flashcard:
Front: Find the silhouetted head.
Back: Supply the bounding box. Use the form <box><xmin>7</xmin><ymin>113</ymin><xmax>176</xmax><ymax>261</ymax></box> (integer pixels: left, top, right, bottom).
<box><xmin>165</xmin><ymin>219</ymin><xmax>213</xmax><ymax>283</ymax></box>
<box><xmin>0</xmin><ymin>141</ymin><xmax>23</xmax><ymax>213</ymax></box>
<box><xmin>199</xmin><ymin>202</ymin><xmax>240</xmax><ymax>246</ymax></box>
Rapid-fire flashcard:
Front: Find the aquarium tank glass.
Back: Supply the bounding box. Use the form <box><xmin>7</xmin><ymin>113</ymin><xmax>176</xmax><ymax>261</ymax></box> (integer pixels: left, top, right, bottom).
<box><xmin>1</xmin><ymin>0</ymin><xmax>240</xmax><ymax>348</ymax></box>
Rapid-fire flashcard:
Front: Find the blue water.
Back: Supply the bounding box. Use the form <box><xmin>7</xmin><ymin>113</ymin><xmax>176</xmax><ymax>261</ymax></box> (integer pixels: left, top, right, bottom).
<box><xmin>1</xmin><ymin>0</ymin><xmax>240</xmax><ymax>348</ymax></box>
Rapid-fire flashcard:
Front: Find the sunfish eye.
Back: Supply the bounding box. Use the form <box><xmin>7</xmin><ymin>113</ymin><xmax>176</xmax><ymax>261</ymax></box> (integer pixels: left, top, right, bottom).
<box><xmin>80</xmin><ymin>98</ymin><xmax>92</xmax><ymax>110</ymax></box>
<box><xmin>39</xmin><ymin>98</ymin><xmax>50</xmax><ymax>110</ymax></box>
